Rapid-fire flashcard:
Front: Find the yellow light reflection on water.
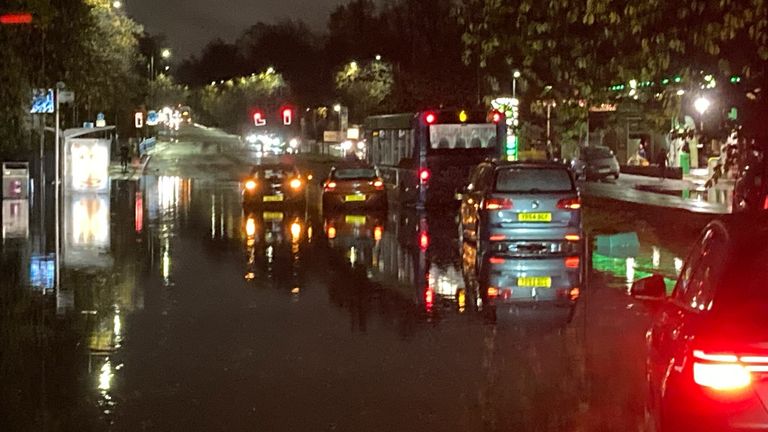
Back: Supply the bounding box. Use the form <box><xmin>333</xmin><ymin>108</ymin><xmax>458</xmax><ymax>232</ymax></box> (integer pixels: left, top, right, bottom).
<box><xmin>98</xmin><ymin>361</ymin><xmax>113</xmax><ymax>391</ymax></box>
<box><xmin>290</xmin><ymin>221</ymin><xmax>302</xmax><ymax>242</ymax></box>
<box><xmin>246</xmin><ymin>217</ymin><xmax>256</xmax><ymax>238</ymax></box>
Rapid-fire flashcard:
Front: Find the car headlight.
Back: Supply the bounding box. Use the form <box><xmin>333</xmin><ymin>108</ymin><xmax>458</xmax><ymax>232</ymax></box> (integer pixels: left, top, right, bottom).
<box><xmin>289</xmin><ymin>178</ymin><xmax>302</xmax><ymax>190</ymax></box>
<box><xmin>245</xmin><ymin>180</ymin><xmax>257</xmax><ymax>190</ymax></box>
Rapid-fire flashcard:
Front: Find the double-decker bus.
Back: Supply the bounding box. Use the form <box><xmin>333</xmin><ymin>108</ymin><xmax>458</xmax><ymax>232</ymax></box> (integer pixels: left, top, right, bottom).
<box><xmin>364</xmin><ymin>110</ymin><xmax>505</xmax><ymax>206</ymax></box>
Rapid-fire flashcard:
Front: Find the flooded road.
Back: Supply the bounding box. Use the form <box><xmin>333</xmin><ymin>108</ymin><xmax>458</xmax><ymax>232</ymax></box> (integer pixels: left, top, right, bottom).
<box><xmin>1</xmin><ymin>127</ymin><xmax>698</xmax><ymax>432</ymax></box>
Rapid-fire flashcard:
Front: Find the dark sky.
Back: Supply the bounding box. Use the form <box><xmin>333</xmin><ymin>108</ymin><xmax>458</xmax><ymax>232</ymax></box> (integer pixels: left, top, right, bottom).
<box><xmin>127</xmin><ymin>0</ymin><xmax>342</xmax><ymax>58</ymax></box>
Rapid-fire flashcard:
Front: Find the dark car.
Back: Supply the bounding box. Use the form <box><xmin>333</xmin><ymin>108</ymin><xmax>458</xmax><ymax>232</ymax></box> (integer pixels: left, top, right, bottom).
<box><xmin>571</xmin><ymin>145</ymin><xmax>621</xmax><ymax>180</ymax></box>
<box><xmin>322</xmin><ymin>164</ymin><xmax>388</xmax><ymax>211</ymax></box>
<box><xmin>631</xmin><ymin>214</ymin><xmax>768</xmax><ymax>432</ymax></box>
<box><xmin>733</xmin><ymin>144</ymin><xmax>767</xmax><ymax>213</ymax></box>
<box><xmin>460</xmin><ymin>160</ymin><xmax>583</xmax><ymax>269</ymax></box>
<box><xmin>242</xmin><ymin>163</ymin><xmax>306</xmax><ymax>209</ymax></box>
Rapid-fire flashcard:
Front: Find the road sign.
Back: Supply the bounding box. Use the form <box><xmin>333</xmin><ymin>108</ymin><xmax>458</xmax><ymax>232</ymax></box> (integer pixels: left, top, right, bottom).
<box><xmin>135</xmin><ymin>112</ymin><xmax>144</xmax><ymax>128</ymax></box>
<box><xmin>58</xmin><ymin>90</ymin><xmax>75</xmax><ymax>104</ymax></box>
<box><xmin>146</xmin><ymin>110</ymin><xmax>159</xmax><ymax>126</ymax></box>
<box><xmin>30</xmin><ymin>89</ymin><xmax>54</xmax><ymax>114</ymax></box>
<box><xmin>95</xmin><ymin>112</ymin><xmax>106</xmax><ymax>128</ymax></box>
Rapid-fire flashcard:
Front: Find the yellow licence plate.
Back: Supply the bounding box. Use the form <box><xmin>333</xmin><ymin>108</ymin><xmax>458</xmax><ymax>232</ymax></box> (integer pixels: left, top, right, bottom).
<box><xmin>518</xmin><ymin>212</ymin><xmax>552</xmax><ymax>222</ymax></box>
<box><xmin>263</xmin><ymin>195</ymin><xmax>284</xmax><ymax>202</ymax></box>
<box><xmin>517</xmin><ymin>277</ymin><xmax>552</xmax><ymax>287</ymax></box>
<box><xmin>263</xmin><ymin>211</ymin><xmax>284</xmax><ymax>221</ymax></box>
<box><xmin>345</xmin><ymin>194</ymin><xmax>366</xmax><ymax>202</ymax></box>
<box><xmin>345</xmin><ymin>215</ymin><xmax>367</xmax><ymax>225</ymax></box>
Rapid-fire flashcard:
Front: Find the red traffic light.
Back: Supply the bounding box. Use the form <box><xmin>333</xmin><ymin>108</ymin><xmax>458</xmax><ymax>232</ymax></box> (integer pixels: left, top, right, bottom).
<box><xmin>282</xmin><ymin>107</ymin><xmax>293</xmax><ymax>125</ymax></box>
<box><xmin>253</xmin><ymin>111</ymin><xmax>266</xmax><ymax>126</ymax></box>
<box><xmin>424</xmin><ymin>112</ymin><xmax>436</xmax><ymax>124</ymax></box>
<box><xmin>1</xmin><ymin>13</ymin><xmax>33</xmax><ymax>24</ymax></box>
<box><xmin>491</xmin><ymin>111</ymin><xmax>502</xmax><ymax>123</ymax></box>
<box><xmin>418</xmin><ymin>168</ymin><xmax>430</xmax><ymax>182</ymax></box>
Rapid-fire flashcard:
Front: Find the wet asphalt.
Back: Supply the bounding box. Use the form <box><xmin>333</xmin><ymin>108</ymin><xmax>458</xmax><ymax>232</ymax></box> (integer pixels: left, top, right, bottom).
<box><xmin>0</xmin><ymin>125</ymin><xmax>698</xmax><ymax>432</ymax></box>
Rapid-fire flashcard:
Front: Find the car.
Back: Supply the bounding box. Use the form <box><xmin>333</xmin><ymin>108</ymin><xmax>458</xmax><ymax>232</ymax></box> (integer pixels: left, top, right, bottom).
<box><xmin>322</xmin><ymin>163</ymin><xmax>388</xmax><ymax>211</ymax></box>
<box><xmin>732</xmin><ymin>144</ymin><xmax>767</xmax><ymax>212</ymax></box>
<box><xmin>460</xmin><ymin>160</ymin><xmax>583</xmax><ymax>269</ymax></box>
<box><xmin>571</xmin><ymin>145</ymin><xmax>621</xmax><ymax>180</ymax></box>
<box><xmin>630</xmin><ymin>214</ymin><xmax>768</xmax><ymax>432</ymax></box>
<box><xmin>242</xmin><ymin>163</ymin><xmax>306</xmax><ymax>209</ymax></box>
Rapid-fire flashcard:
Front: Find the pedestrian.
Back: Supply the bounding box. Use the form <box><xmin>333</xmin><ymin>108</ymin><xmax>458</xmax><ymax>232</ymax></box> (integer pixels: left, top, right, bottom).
<box><xmin>656</xmin><ymin>147</ymin><xmax>668</xmax><ymax>181</ymax></box>
<box><xmin>120</xmin><ymin>142</ymin><xmax>130</xmax><ymax>173</ymax></box>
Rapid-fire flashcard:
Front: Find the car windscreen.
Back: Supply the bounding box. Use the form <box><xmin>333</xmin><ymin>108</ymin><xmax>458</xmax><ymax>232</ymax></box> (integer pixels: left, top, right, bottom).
<box><xmin>333</xmin><ymin>168</ymin><xmax>377</xmax><ymax>179</ymax></box>
<box><xmin>429</xmin><ymin>124</ymin><xmax>497</xmax><ymax>150</ymax></box>
<box><xmin>494</xmin><ymin>167</ymin><xmax>575</xmax><ymax>193</ymax></box>
<box><xmin>583</xmin><ymin>147</ymin><xmax>614</xmax><ymax>160</ymax></box>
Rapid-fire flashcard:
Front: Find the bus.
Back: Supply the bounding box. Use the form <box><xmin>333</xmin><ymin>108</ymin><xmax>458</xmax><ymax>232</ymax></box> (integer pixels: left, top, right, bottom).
<box><xmin>364</xmin><ymin>110</ymin><xmax>505</xmax><ymax>206</ymax></box>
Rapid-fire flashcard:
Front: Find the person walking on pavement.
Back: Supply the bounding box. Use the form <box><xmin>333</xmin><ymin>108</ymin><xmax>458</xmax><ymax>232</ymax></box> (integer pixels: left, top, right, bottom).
<box><xmin>120</xmin><ymin>142</ymin><xmax>130</xmax><ymax>173</ymax></box>
<box><xmin>656</xmin><ymin>146</ymin><xmax>668</xmax><ymax>181</ymax></box>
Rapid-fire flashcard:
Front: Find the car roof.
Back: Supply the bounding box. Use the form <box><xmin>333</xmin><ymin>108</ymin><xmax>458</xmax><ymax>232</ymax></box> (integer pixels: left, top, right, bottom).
<box><xmin>489</xmin><ymin>160</ymin><xmax>571</xmax><ymax>170</ymax></box>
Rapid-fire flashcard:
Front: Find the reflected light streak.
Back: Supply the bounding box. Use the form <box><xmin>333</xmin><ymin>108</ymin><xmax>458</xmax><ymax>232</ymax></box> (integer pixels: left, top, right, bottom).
<box><xmin>674</xmin><ymin>257</ymin><xmax>684</xmax><ymax>273</ymax></box>
<box><xmin>652</xmin><ymin>247</ymin><xmax>660</xmax><ymax>268</ymax></box>
<box><xmin>98</xmin><ymin>361</ymin><xmax>113</xmax><ymax>391</ymax></box>
<box><xmin>290</xmin><ymin>221</ymin><xmax>302</xmax><ymax>243</ymax></box>
<box><xmin>626</xmin><ymin>257</ymin><xmax>636</xmax><ymax>285</ymax></box>
<box><xmin>245</xmin><ymin>217</ymin><xmax>256</xmax><ymax>238</ymax></box>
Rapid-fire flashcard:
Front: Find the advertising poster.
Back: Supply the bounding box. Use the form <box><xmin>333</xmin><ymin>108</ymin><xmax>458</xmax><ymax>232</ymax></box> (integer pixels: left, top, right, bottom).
<box><xmin>66</xmin><ymin>138</ymin><xmax>111</xmax><ymax>193</ymax></box>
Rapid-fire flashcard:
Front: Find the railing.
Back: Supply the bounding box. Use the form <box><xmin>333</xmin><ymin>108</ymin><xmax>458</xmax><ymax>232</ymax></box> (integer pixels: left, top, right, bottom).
<box><xmin>139</xmin><ymin>137</ymin><xmax>157</xmax><ymax>156</ymax></box>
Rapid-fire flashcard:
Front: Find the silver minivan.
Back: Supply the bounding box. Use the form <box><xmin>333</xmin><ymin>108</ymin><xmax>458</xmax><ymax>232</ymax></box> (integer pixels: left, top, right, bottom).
<box><xmin>460</xmin><ymin>161</ymin><xmax>583</xmax><ymax>265</ymax></box>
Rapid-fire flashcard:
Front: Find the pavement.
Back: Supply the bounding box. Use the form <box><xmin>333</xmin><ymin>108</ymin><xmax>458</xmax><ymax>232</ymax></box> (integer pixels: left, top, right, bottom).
<box><xmin>1</xmin><ymin>123</ymin><xmax>701</xmax><ymax>431</ymax></box>
<box><xmin>581</xmin><ymin>172</ymin><xmax>733</xmax><ymax>215</ymax></box>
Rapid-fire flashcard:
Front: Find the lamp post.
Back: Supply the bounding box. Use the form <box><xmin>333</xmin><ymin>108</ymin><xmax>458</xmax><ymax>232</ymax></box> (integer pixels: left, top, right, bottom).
<box><xmin>150</xmin><ymin>48</ymin><xmax>171</xmax><ymax>81</ymax></box>
<box><xmin>512</xmin><ymin>69</ymin><xmax>521</xmax><ymax>100</ymax></box>
<box><xmin>693</xmin><ymin>96</ymin><xmax>711</xmax><ymax>132</ymax></box>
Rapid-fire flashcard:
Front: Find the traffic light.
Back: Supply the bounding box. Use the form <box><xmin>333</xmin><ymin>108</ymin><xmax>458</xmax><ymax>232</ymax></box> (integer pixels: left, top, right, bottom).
<box><xmin>282</xmin><ymin>107</ymin><xmax>293</xmax><ymax>126</ymax></box>
<box><xmin>253</xmin><ymin>110</ymin><xmax>266</xmax><ymax>126</ymax></box>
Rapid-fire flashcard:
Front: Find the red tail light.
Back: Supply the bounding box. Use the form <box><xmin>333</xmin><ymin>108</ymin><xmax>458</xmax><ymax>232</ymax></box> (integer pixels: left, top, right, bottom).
<box><xmin>372</xmin><ymin>179</ymin><xmax>384</xmax><ymax>190</ymax></box>
<box><xmin>487</xmin><ymin>287</ymin><xmax>499</xmax><ymax>298</ymax></box>
<box><xmin>763</xmin><ymin>195</ymin><xmax>768</xmax><ymax>210</ymax></box>
<box><xmin>425</xmin><ymin>286</ymin><xmax>434</xmax><ymax>306</ymax></box>
<box><xmin>483</xmin><ymin>198</ymin><xmax>513</xmax><ymax>210</ymax></box>
<box><xmin>324</xmin><ymin>181</ymin><xmax>336</xmax><ymax>191</ymax></box>
<box><xmin>419</xmin><ymin>168</ymin><xmax>430</xmax><ymax>183</ymax></box>
<box><xmin>489</xmin><ymin>257</ymin><xmax>506</xmax><ymax>264</ymax></box>
<box><xmin>491</xmin><ymin>111</ymin><xmax>502</xmax><ymax>123</ymax></box>
<box><xmin>691</xmin><ymin>350</ymin><xmax>768</xmax><ymax>391</ymax></box>
<box><xmin>419</xmin><ymin>232</ymin><xmax>429</xmax><ymax>250</ymax></box>
<box><xmin>557</xmin><ymin>197</ymin><xmax>581</xmax><ymax>210</ymax></box>
<box><xmin>565</xmin><ymin>256</ymin><xmax>580</xmax><ymax>268</ymax></box>
<box><xmin>489</xmin><ymin>234</ymin><xmax>506</xmax><ymax>241</ymax></box>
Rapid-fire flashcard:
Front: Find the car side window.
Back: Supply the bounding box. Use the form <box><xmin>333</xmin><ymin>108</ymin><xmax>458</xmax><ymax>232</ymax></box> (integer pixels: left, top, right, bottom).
<box><xmin>679</xmin><ymin>229</ymin><xmax>727</xmax><ymax>311</ymax></box>
<box><xmin>476</xmin><ymin>166</ymin><xmax>494</xmax><ymax>191</ymax></box>
<box><xmin>673</xmin><ymin>228</ymin><xmax>724</xmax><ymax>310</ymax></box>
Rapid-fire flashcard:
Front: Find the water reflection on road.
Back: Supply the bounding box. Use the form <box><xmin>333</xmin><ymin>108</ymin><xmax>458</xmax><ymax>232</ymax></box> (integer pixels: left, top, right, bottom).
<box><xmin>0</xmin><ymin>175</ymin><xmax>694</xmax><ymax>431</ymax></box>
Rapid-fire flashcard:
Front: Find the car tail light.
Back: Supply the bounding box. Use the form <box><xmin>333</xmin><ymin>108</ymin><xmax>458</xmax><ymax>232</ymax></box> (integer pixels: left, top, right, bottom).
<box><xmin>484</xmin><ymin>198</ymin><xmax>513</xmax><ymax>210</ymax></box>
<box><xmin>487</xmin><ymin>287</ymin><xmax>499</xmax><ymax>298</ymax></box>
<box><xmin>374</xmin><ymin>226</ymin><xmax>383</xmax><ymax>241</ymax></box>
<box><xmin>691</xmin><ymin>350</ymin><xmax>768</xmax><ymax>391</ymax></box>
<box><xmin>569</xmin><ymin>287</ymin><xmax>580</xmax><ymax>300</ymax></box>
<box><xmin>372</xmin><ymin>179</ymin><xmax>384</xmax><ymax>190</ymax></box>
<box><xmin>565</xmin><ymin>256</ymin><xmax>580</xmax><ymax>268</ymax></box>
<box><xmin>425</xmin><ymin>286</ymin><xmax>434</xmax><ymax>307</ymax></box>
<box><xmin>489</xmin><ymin>257</ymin><xmax>506</xmax><ymax>264</ymax></box>
<box><xmin>327</xmin><ymin>226</ymin><xmax>337</xmax><ymax>239</ymax></box>
<box><xmin>489</xmin><ymin>234</ymin><xmax>506</xmax><ymax>241</ymax></box>
<box><xmin>419</xmin><ymin>168</ymin><xmax>430</xmax><ymax>183</ymax></box>
<box><xmin>244</xmin><ymin>180</ymin><xmax>257</xmax><ymax>190</ymax></box>
<box><xmin>763</xmin><ymin>196</ymin><xmax>768</xmax><ymax>210</ymax></box>
<box><xmin>289</xmin><ymin>178</ymin><xmax>302</xmax><ymax>190</ymax></box>
<box><xmin>324</xmin><ymin>181</ymin><xmax>336</xmax><ymax>191</ymax></box>
<box><xmin>557</xmin><ymin>197</ymin><xmax>581</xmax><ymax>210</ymax></box>
<box><xmin>565</xmin><ymin>234</ymin><xmax>581</xmax><ymax>242</ymax></box>
<box><xmin>424</xmin><ymin>112</ymin><xmax>436</xmax><ymax>124</ymax></box>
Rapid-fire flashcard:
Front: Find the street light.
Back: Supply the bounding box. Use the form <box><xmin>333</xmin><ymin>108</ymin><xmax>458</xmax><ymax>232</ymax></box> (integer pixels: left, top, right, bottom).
<box><xmin>512</xmin><ymin>69</ymin><xmax>521</xmax><ymax>100</ymax></box>
<box><xmin>333</xmin><ymin>104</ymin><xmax>341</xmax><ymax>113</ymax></box>
<box><xmin>161</xmin><ymin>48</ymin><xmax>171</xmax><ymax>59</ymax></box>
<box><xmin>112</xmin><ymin>0</ymin><xmax>122</xmax><ymax>8</ymax></box>
<box><xmin>694</xmin><ymin>96</ymin><xmax>711</xmax><ymax>132</ymax></box>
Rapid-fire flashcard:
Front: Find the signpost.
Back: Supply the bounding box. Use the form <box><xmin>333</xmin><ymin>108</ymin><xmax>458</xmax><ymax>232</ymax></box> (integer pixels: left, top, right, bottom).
<box><xmin>146</xmin><ymin>110</ymin><xmax>159</xmax><ymax>126</ymax></box>
<box><xmin>95</xmin><ymin>112</ymin><xmax>106</xmax><ymax>128</ymax></box>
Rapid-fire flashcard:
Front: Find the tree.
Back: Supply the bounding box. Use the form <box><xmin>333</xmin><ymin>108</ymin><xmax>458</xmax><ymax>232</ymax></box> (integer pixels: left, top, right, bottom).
<box><xmin>335</xmin><ymin>60</ymin><xmax>394</xmax><ymax>122</ymax></box>
<box><xmin>148</xmin><ymin>73</ymin><xmax>189</xmax><ymax>108</ymax></box>
<box><xmin>176</xmin><ymin>39</ymin><xmax>246</xmax><ymax>86</ymax></box>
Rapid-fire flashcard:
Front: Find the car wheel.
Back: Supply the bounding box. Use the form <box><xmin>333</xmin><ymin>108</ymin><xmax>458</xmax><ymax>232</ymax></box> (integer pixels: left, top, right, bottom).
<box><xmin>613</xmin><ymin>173</ymin><xmax>620</xmax><ymax>180</ymax></box>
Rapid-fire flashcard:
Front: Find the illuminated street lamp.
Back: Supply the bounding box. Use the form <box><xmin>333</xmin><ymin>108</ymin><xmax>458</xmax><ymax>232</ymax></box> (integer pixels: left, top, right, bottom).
<box><xmin>694</xmin><ymin>96</ymin><xmax>711</xmax><ymax>132</ymax></box>
<box><xmin>161</xmin><ymin>48</ymin><xmax>172</xmax><ymax>59</ymax></box>
<box><xmin>512</xmin><ymin>69</ymin><xmax>521</xmax><ymax>100</ymax></box>
<box><xmin>112</xmin><ymin>0</ymin><xmax>122</xmax><ymax>8</ymax></box>
<box><xmin>333</xmin><ymin>104</ymin><xmax>341</xmax><ymax>113</ymax></box>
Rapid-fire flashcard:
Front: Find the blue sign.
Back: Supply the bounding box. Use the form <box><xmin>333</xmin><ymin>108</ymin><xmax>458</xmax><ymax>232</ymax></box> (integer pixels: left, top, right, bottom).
<box><xmin>146</xmin><ymin>110</ymin><xmax>159</xmax><ymax>126</ymax></box>
<box><xmin>96</xmin><ymin>112</ymin><xmax>105</xmax><ymax>121</ymax></box>
<box><xmin>29</xmin><ymin>255</ymin><xmax>55</xmax><ymax>290</ymax></box>
<box><xmin>83</xmin><ymin>122</ymin><xmax>95</xmax><ymax>128</ymax></box>
<box><xmin>30</xmin><ymin>89</ymin><xmax>54</xmax><ymax>114</ymax></box>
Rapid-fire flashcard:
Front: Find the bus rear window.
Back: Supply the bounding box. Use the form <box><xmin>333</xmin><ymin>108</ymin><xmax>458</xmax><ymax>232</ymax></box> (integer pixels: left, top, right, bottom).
<box><xmin>429</xmin><ymin>124</ymin><xmax>497</xmax><ymax>150</ymax></box>
<box><xmin>495</xmin><ymin>168</ymin><xmax>574</xmax><ymax>193</ymax></box>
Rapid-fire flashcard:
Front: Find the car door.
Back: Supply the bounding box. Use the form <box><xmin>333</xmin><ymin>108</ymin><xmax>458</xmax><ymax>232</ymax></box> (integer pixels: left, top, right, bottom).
<box><xmin>649</xmin><ymin>227</ymin><xmax>726</xmax><ymax>400</ymax></box>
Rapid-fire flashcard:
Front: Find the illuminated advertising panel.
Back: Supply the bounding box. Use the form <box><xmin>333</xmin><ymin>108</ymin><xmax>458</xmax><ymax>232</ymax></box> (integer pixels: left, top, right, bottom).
<box><xmin>63</xmin><ymin>193</ymin><xmax>112</xmax><ymax>268</ymax></box>
<box><xmin>2</xmin><ymin>199</ymin><xmax>29</xmax><ymax>239</ymax></box>
<box><xmin>66</xmin><ymin>138</ymin><xmax>110</xmax><ymax>192</ymax></box>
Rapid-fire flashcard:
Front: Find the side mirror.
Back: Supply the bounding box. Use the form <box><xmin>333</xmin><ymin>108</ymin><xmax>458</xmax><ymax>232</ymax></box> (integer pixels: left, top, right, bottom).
<box><xmin>630</xmin><ymin>274</ymin><xmax>667</xmax><ymax>299</ymax></box>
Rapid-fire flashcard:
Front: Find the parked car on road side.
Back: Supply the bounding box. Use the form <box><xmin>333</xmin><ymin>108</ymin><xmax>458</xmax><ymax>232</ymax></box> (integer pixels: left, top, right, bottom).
<box><xmin>571</xmin><ymin>145</ymin><xmax>620</xmax><ymax>180</ymax></box>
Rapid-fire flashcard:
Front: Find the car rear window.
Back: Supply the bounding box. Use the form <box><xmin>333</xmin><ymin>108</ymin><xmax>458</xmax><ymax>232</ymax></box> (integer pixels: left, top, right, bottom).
<box><xmin>494</xmin><ymin>167</ymin><xmax>574</xmax><ymax>193</ymax></box>
<box><xmin>254</xmin><ymin>166</ymin><xmax>295</xmax><ymax>179</ymax></box>
<box><xmin>583</xmin><ymin>147</ymin><xmax>614</xmax><ymax>159</ymax></box>
<box><xmin>333</xmin><ymin>168</ymin><xmax>377</xmax><ymax>179</ymax></box>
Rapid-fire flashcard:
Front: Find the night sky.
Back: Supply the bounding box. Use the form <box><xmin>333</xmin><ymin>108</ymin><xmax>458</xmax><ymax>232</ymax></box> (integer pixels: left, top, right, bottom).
<box><xmin>127</xmin><ymin>0</ymin><xmax>342</xmax><ymax>58</ymax></box>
